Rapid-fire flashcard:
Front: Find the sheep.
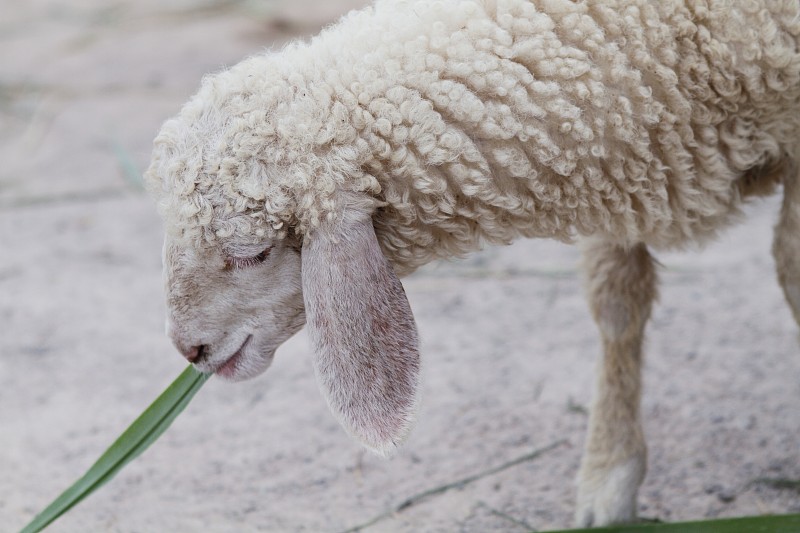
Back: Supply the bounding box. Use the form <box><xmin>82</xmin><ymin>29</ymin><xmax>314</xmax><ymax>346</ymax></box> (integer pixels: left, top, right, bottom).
<box><xmin>144</xmin><ymin>0</ymin><xmax>800</xmax><ymax>526</ymax></box>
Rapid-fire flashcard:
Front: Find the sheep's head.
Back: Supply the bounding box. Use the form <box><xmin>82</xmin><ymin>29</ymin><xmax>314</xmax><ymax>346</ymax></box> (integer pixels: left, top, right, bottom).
<box><xmin>161</xmin><ymin>234</ymin><xmax>305</xmax><ymax>381</ymax></box>
<box><xmin>144</xmin><ymin>57</ymin><xmax>420</xmax><ymax>455</ymax></box>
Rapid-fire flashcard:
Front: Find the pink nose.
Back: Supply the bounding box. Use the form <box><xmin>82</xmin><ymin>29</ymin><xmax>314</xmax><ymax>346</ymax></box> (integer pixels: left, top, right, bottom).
<box><xmin>167</xmin><ymin>323</ymin><xmax>206</xmax><ymax>363</ymax></box>
<box><xmin>181</xmin><ymin>345</ymin><xmax>202</xmax><ymax>363</ymax></box>
<box><xmin>170</xmin><ymin>334</ymin><xmax>205</xmax><ymax>362</ymax></box>
<box><xmin>181</xmin><ymin>346</ymin><xmax>200</xmax><ymax>363</ymax></box>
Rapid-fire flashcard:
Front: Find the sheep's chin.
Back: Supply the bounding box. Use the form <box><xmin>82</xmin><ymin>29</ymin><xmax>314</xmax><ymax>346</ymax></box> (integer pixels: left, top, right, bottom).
<box><xmin>213</xmin><ymin>342</ymin><xmax>276</xmax><ymax>382</ymax></box>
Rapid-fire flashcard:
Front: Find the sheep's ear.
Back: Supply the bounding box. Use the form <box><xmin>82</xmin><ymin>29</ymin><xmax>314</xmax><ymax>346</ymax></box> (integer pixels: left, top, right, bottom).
<box><xmin>301</xmin><ymin>214</ymin><xmax>419</xmax><ymax>456</ymax></box>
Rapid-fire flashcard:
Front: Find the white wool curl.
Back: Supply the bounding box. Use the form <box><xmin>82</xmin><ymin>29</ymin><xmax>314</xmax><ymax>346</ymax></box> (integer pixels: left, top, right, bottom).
<box><xmin>146</xmin><ymin>0</ymin><xmax>800</xmax><ymax>275</ymax></box>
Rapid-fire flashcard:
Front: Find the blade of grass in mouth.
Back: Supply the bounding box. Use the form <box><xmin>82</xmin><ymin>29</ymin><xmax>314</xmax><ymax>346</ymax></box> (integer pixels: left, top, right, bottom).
<box><xmin>20</xmin><ymin>365</ymin><xmax>210</xmax><ymax>533</ymax></box>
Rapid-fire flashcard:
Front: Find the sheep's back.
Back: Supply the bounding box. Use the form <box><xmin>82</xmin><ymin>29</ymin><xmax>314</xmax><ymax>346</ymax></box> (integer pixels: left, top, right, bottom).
<box><xmin>324</xmin><ymin>0</ymin><xmax>800</xmax><ymax>273</ymax></box>
<box><xmin>147</xmin><ymin>0</ymin><xmax>800</xmax><ymax>270</ymax></box>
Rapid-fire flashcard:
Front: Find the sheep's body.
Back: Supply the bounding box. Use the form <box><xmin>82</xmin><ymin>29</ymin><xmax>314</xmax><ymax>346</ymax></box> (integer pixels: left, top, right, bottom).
<box><xmin>150</xmin><ymin>0</ymin><xmax>800</xmax><ymax>275</ymax></box>
<box><xmin>145</xmin><ymin>0</ymin><xmax>800</xmax><ymax>527</ymax></box>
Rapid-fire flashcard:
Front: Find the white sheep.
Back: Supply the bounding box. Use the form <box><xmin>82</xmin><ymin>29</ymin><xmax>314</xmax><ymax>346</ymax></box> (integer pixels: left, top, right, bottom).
<box><xmin>145</xmin><ymin>0</ymin><xmax>800</xmax><ymax>526</ymax></box>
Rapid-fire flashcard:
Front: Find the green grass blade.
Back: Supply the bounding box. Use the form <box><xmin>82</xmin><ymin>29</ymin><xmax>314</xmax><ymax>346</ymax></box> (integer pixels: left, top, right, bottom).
<box><xmin>546</xmin><ymin>513</ymin><xmax>800</xmax><ymax>533</ymax></box>
<box><xmin>20</xmin><ymin>366</ymin><xmax>210</xmax><ymax>533</ymax></box>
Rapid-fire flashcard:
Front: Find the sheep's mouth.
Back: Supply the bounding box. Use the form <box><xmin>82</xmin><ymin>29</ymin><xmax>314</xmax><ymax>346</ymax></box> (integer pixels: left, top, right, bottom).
<box><xmin>214</xmin><ymin>335</ymin><xmax>253</xmax><ymax>378</ymax></box>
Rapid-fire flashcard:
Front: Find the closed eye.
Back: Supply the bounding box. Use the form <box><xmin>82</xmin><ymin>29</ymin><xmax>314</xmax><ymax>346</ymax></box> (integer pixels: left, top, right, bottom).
<box><xmin>224</xmin><ymin>247</ymin><xmax>271</xmax><ymax>270</ymax></box>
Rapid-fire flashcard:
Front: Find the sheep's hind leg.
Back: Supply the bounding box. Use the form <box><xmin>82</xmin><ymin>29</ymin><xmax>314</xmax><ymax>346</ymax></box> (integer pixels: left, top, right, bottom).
<box><xmin>774</xmin><ymin>168</ymin><xmax>800</xmax><ymax>329</ymax></box>
<box><xmin>575</xmin><ymin>239</ymin><xmax>657</xmax><ymax>527</ymax></box>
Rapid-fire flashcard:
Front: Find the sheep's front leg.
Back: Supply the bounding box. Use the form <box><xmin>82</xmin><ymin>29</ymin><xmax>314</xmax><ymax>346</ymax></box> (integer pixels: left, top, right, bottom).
<box><xmin>575</xmin><ymin>240</ymin><xmax>657</xmax><ymax>527</ymax></box>
<box><xmin>774</xmin><ymin>170</ymin><xmax>800</xmax><ymax>329</ymax></box>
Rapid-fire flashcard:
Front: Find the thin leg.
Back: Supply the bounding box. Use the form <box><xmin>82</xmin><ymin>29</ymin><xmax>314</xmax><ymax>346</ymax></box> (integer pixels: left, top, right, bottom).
<box><xmin>774</xmin><ymin>167</ymin><xmax>800</xmax><ymax>328</ymax></box>
<box><xmin>575</xmin><ymin>239</ymin><xmax>658</xmax><ymax>527</ymax></box>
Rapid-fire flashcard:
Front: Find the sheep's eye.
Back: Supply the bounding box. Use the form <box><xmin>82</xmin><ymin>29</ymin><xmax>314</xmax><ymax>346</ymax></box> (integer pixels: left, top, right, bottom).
<box><xmin>224</xmin><ymin>247</ymin><xmax>271</xmax><ymax>270</ymax></box>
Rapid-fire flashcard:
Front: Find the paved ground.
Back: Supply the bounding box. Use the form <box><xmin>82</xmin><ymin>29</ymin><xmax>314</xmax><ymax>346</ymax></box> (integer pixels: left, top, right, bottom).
<box><xmin>2</xmin><ymin>1</ymin><xmax>799</xmax><ymax>532</ymax></box>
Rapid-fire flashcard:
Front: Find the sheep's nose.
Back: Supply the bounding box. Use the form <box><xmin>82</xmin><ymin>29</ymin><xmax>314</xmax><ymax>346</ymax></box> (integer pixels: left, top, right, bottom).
<box><xmin>180</xmin><ymin>344</ymin><xmax>206</xmax><ymax>363</ymax></box>
<box><xmin>166</xmin><ymin>322</ymin><xmax>207</xmax><ymax>363</ymax></box>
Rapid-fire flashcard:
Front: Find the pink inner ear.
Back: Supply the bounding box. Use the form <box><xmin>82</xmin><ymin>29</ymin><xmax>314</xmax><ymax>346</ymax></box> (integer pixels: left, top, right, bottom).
<box><xmin>301</xmin><ymin>217</ymin><xmax>420</xmax><ymax>456</ymax></box>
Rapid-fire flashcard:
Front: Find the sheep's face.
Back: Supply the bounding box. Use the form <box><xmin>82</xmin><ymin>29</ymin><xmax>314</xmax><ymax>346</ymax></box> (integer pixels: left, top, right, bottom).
<box><xmin>158</xmin><ymin>210</ymin><xmax>422</xmax><ymax>454</ymax></box>
<box><xmin>163</xmin><ymin>234</ymin><xmax>306</xmax><ymax>382</ymax></box>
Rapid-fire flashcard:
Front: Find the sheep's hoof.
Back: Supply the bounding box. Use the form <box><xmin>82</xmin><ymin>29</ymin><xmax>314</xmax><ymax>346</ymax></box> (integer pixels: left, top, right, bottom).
<box><xmin>574</xmin><ymin>455</ymin><xmax>644</xmax><ymax>527</ymax></box>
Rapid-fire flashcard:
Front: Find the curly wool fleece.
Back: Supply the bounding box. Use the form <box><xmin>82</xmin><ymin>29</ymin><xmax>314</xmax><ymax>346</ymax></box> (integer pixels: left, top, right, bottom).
<box><xmin>147</xmin><ymin>0</ymin><xmax>800</xmax><ymax>275</ymax></box>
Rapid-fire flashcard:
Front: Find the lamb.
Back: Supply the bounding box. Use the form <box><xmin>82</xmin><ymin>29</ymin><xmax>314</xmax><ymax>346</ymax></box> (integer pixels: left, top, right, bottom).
<box><xmin>144</xmin><ymin>0</ymin><xmax>800</xmax><ymax>526</ymax></box>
